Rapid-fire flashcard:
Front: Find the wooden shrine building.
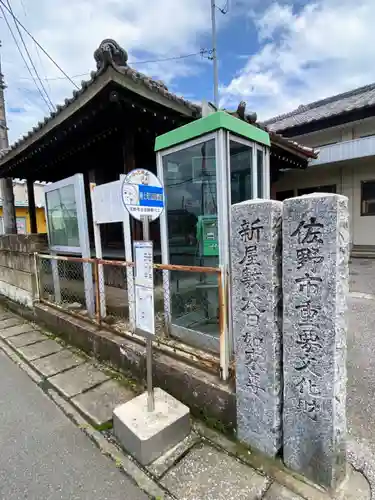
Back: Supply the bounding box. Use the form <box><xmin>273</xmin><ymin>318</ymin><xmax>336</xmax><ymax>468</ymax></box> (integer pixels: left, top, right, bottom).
<box><xmin>0</xmin><ymin>39</ymin><xmax>316</xmax><ymax>254</ymax></box>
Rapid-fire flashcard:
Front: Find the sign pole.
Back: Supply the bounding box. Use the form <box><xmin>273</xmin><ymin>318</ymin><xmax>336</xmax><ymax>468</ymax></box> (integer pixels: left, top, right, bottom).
<box><xmin>121</xmin><ymin>169</ymin><xmax>164</xmax><ymax>414</ymax></box>
<box><xmin>114</xmin><ymin>167</ymin><xmax>191</xmax><ymax>467</ymax></box>
<box><xmin>142</xmin><ymin>215</ymin><xmax>154</xmax><ymax>412</ymax></box>
<box><xmin>146</xmin><ymin>320</ymin><xmax>154</xmax><ymax>411</ymax></box>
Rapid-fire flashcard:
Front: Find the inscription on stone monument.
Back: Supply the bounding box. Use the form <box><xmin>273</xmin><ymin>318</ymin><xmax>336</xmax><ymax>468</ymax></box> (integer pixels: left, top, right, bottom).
<box><xmin>283</xmin><ymin>193</ymin><xmax>349</xmax><ymax>488</ymax></box>
<box><xmin>231</xmin><ymin>199</ymin><xmax>282</xmax><ymax>457</ymax></box>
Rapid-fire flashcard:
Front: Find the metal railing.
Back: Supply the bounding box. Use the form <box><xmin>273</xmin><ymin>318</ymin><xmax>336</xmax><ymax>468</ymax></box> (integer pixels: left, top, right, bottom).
<box><xmin>310</xmin><ymin>134</ymin><xmax>375</xmax><ymax>165</ymax></box>
<box><xmin>35</xmin><ymin>253</ymin><xmax>230</xmax><ymax>380</ymax></box>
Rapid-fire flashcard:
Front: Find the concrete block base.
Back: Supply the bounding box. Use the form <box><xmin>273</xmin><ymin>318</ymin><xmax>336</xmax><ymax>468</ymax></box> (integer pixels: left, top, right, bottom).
<box><xmin>113</xmin><ymin>387</ymin><xmax>190</xmax><ymax>465</ymax></box>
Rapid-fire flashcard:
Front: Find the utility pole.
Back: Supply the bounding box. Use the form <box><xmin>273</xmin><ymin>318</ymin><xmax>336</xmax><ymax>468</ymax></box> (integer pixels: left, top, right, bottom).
<box><xmin>210</xmin><ymin>0</ymin><xmax>219</xmax><ymax>108</ymax></box>
<box><xmin>0</xmin><ymin>41</ymin><xmax>17</xmax><ymax>234</ymax></box>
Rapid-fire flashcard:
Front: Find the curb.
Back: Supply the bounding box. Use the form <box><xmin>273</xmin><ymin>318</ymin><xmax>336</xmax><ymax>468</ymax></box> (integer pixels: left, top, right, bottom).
<box><xmin>0</xmin><ymin>338</ymin><xmax>173</xmax><ymax>500</ymax></box>
<box><xmin>47</xmin><ymin>389</ymin><xmax>174</xmax><ymax>500</ymax></box>
<box><xmin>192</xmin><ymin>422</ymin><xmax>372</xmax><ymax>500</ymax></box>
<box><xmin>0</xmin><ymin>323</ymin><xmax>373</xmax><ymax>500</ymax></box>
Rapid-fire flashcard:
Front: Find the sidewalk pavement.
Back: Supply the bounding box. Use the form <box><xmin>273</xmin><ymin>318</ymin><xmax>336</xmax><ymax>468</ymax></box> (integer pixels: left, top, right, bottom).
<box><xmin>0</xmin><ymin>307</ymin><xmax>371</xmax><ymax>500</ymax></box>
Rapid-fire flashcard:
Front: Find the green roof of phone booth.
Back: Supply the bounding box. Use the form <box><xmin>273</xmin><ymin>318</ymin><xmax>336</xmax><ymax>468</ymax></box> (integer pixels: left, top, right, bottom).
<box><xmin>154</xmin><ymin>111</ymin><xmax>270</xmax><ymax>152</ymax></box>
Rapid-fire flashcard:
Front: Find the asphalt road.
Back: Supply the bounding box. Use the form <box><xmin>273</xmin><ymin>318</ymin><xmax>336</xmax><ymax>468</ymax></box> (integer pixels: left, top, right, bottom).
<box><xmin>0</xmin><ymin>350</ymin><xmax>148</xmax><ymax>500</ymax></box>
<box><xmin>0</xmin><ymin>258</ymin><xmax>373</xmax><ymax>500</ymax></box>
<box><xmin>347</xmin><ymin>295</ymin><xmax>375</xmax><ymax>453</ymax></box>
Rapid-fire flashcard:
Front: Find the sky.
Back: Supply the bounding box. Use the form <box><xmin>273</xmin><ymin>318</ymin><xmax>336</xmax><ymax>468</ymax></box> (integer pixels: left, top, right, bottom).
<box><xmin>1</xmin><ymin>0</ymin><xmax>375</xmax><ymax>144</ymax></box>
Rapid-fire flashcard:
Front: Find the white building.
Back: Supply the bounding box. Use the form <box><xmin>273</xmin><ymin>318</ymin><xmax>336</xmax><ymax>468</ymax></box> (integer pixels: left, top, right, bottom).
<box><xmin>265</xmin><ymin>84</ymin><xmax>375</xmax><ymax>255</ymax></box>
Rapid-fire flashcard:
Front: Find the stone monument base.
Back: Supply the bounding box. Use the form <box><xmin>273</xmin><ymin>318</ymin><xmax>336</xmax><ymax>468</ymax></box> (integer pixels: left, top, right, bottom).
<box><xmin>113</xmin><ymin>387</ymin><xmax>190</xmax><ymax>465</ymax></box>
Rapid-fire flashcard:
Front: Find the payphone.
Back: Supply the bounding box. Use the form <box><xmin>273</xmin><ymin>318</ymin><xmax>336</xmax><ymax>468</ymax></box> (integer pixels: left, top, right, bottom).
<box><xmin>196</xmin><ymin>215</ymin><xmax>219</xmax><ymax>257</ymax></box>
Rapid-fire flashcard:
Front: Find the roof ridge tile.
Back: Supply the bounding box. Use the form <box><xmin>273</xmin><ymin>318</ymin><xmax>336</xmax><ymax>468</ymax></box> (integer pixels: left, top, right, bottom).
<box><xmin>264</xmin><ymin>81</ymin><xmax>375</xmax><ymax>128</ymax></box>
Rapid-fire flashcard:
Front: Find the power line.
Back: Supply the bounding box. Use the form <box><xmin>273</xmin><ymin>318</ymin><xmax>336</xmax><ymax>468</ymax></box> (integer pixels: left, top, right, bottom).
<box><xmin>19</xmin><ymin>49</ymin><xmax>211</xmax><ymax>82</ymax></box>
<box><xmin>19</xmin><ymin>0</ymin><xmax>27</xmax><ymax>17</ymax></box>
<box><xmin>6</xmin><ymin>0</ymin><xmax>55</xmax><ymax>110</ymax></box>
<box><xmin>18</xmin><ymin>0</ymin><xmax>52</xmax><ymax>95</ymax></box>
<box><xmin>0</xmin><ymin>0</ymin><xmax>79</xmax><ymax>89</ymax></box>
<box><xmin>0</xmin><ymin>3</ymin><xmax>53</xmax><ymax>112</ymax></box>
<box><xmin>19</xmin><ymin>72</ymin><xmax>89</xmax><ymax>82</ymax></box>
<box><xmin>131</xmin><ymin>50</ymin><xmax>210</xmax><ymax>65</ymax></box>
<box><xmin>35</xmin><ymin>43</ymin><xmax>52</xmax><ymax>95</ymax></box>
<box><xmin>217</xmin><ymin>0</ymin><xmax>229</xmax><ymax>14</ymax></box>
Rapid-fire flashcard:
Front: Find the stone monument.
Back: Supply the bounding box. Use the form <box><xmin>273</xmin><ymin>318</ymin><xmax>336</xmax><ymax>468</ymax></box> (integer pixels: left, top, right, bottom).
<box><xmin>231</xmin><ymin>199</ymin><xmax>283</xmax><ymax>457</ymax></box>
<box><xmin>282</xmin><ymin>193</ymin><xmax>349</xmax><ymax>489</ymax></box>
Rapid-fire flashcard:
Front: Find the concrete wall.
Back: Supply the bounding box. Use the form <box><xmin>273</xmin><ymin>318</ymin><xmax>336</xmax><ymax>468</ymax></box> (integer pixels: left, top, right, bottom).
<box><xmin>272</xmin><ymin>157</ymin><xmax>375</xmax><ymax>246</ymax></box>
<box><xmin>0</xmin><ymin>234</ymin><xmax>48</xmax><ymax>308</ymax></box>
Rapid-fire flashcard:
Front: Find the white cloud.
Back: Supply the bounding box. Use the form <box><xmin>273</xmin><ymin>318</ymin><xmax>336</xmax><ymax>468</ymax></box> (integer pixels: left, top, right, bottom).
<box><xmin>220</xmin><ymin>0</ymin><xmax>375</xmax><ymax>121</ymax></box>
<box><xmin>1</xmin><ymin>0</ymin><xmax>211</xmax><ymax>143</ymax></box>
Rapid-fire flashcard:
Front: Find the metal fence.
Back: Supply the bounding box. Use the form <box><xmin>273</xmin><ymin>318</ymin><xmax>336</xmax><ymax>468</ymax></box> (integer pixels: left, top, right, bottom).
<box><xmin>35</xmin><ymin>253</ymin><xmax>228</xmax><ymax>379</ymax></box>
<box><xmin>154</xmin><ymin>263</ymin><xmax>224</xmax><ymax>338</ymax></box>
<box><xmin>96</xmin><ymin>258</ymin><xmax>133</xmax><ymax>333</ymax></box>
<box><xmin>37</xmin><ymin>254</ymin><xmax>93</xmax><ymax>318</ymax></box>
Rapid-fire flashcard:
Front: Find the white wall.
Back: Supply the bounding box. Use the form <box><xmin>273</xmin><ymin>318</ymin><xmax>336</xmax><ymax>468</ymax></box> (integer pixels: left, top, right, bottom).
<box><xmin>274</xmin><ymin>116</ymin><xmax>375</xmax><ymax>247</ymax></box>
<box><xmin>272</xmin><ymin>158</ymin><xmax>375</xmax><ymax>246</ymax></box>
<box><xmin>353</xmin><ymin>119</ymin><xmax>375</xmax><ymax>139</ymax></box>
<box><xmin>349</xmin><ymin>158</ymin><xmax>375</xmax><ymax>246</ymax></box>
<box><xmin>12</xmin><ymin>181</ymin><xmax>45</xmax><ymax>208</ymax></box>
<box><xmin>272</xmin><ymin>164</ymin><xmax>342</xmax><ymax>196</ymax></box>
<box><xmin>295</xmin><ymin>128</ymin><xmax>343</xmax><ymax>148</ymax></box>
<box><xmin>291</xmin><ymin>117</ymin><xmax>375</xmax><ymax>148</ymax></box>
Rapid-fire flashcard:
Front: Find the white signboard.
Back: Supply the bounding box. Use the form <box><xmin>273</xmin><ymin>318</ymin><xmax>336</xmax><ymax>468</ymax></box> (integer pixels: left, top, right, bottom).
<box><xmin>121</xmin><ymin>168</ymin><xmax>164</xmax><ymax>222</ymax></box>
<box><xmin>134</xmin><ymin>240</ymin><xmax>155</xmax><ymax>335</ymax></box>
<box><xmin>135</xmin><ymin>285</ymin><xmax>155</xmax><ymax>335</ymax></box>
<box><xmin>134</xmin><ymin>241</ymin><xmax>153</xmax><ymax>288</ymax></box>
<box><xmin>91</xmin><ymin>180</ymin><xmax>123</xmax><ymax>224</ymax></box>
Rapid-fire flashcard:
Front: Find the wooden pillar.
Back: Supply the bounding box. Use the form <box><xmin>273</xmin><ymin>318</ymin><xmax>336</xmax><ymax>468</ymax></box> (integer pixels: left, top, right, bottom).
<box><xmin>0</xmin><ymin>56</ymin><xmax>17</xmax><ymax>234</ymax></box>
<box><xmin>88</xmin><ymin>169</ymin><xmax>96</xmax><ymax>184</ymax></box>
<box><xmin>0</xmin><ymin>178</ymin><xmax>17</xmax><ymax>234</ymax></box>
<box><xmin>122</xmin><ymin>131</ymin><xmax>136</xmax><ymax>173</ymax></box>
<box><xmin>27</xmin><ymin>178</ymin><xmax>37</xmax><ymax>234</ymax></box>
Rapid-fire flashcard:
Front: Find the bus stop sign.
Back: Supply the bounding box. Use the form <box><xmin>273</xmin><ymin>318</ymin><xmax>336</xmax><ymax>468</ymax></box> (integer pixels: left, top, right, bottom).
<box><xmin>121</xmin><ymin>169</ymin><xmax>164</xmax><ymax>222</ymax></box>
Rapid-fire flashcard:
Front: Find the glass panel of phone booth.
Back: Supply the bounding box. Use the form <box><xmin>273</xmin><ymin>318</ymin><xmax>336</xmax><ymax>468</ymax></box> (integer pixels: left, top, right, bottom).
<box><xmin>161</xmin><ymin>137</ymin><xmax>220</xmax><ymax>352</ymax></box>
<box><xmin>229</xmin><ymin>139</ymin><xmax>253</xmax><ymax>204</ymax></box>
<box><xmin>159</xmin><ymin>134</ymin><xmax>268</xmax><ymax>354</ymax></box>
<box><xmin>229</xmin><ymin>137</ymin><xmax>267</xmax><ymax>202</ymax></box>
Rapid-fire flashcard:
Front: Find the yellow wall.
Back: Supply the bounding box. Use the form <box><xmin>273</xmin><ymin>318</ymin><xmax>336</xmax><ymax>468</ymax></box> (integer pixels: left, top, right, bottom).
<box><xmin>0</xmin><ymin>207</ymin><xmax>47</xmax><ymax>234</ymax></box>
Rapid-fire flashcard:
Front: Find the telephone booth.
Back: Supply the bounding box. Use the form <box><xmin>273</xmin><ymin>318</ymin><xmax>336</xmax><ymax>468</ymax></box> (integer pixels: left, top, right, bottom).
<box><xmin>155</xmin><ymin>112</ymin><xmax>270</xmax><ymax>369</ymax></box>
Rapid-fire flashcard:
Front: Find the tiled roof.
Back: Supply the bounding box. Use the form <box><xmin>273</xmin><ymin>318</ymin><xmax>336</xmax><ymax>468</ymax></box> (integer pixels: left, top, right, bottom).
<box><xmin>0</xmin><ymin>39</ymin><xmax>315</xmax><ymax>163</ymax></box>
<box><xmin>263</xmin><ymin>83</ymin><xmax>375</xmax><ymax>132</ymax></box>
<box><xmin>0</xmin><ymin>39</ymin><xmax>200</xmax><ymax>161</ymax></box>
<box><xmin>268</xmin><ymin>131</ymin><xmax>316</xmax><ymax>158</ymax></box>
<box><xmin>226</xmin><ymin>103</ymin><xmax>316</xmax><ymax>159</ymax></box>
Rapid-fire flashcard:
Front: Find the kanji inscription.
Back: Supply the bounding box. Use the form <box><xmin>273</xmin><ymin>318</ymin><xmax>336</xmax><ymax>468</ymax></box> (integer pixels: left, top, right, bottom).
<box><xmin>282</xmin><ymin>193</ymin><xmax>349</xmax><ymax>489</ymax></box>
<box><xmin>231</xmin><ymin>199</ymin><xmax>283</xmax><ymax>458</ymax></box>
